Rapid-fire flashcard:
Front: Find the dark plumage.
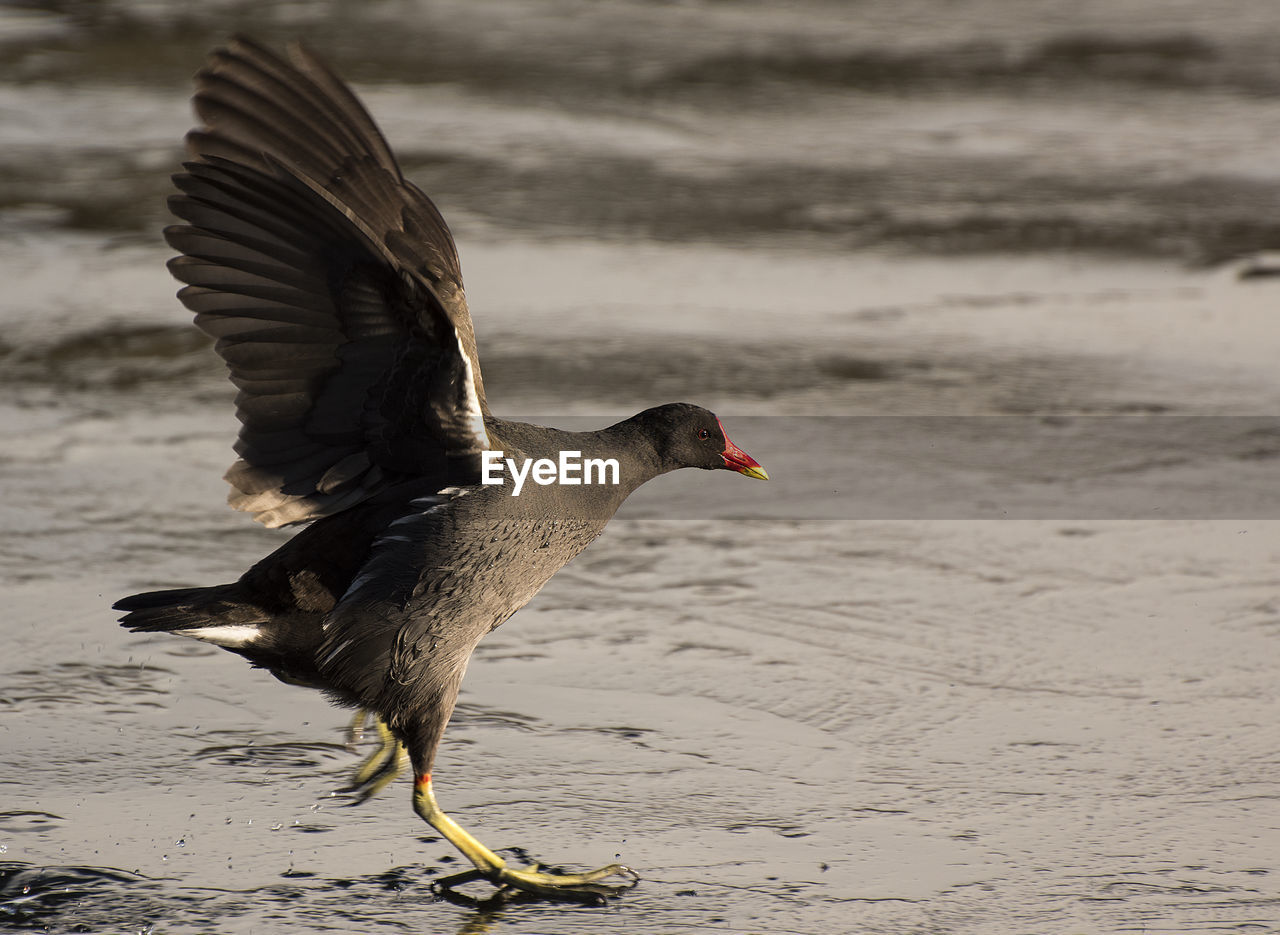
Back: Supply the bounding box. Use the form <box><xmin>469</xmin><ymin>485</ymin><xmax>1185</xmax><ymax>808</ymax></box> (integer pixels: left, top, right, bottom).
<box><xmin>116</xmin><ymin>36</ymin><xmax>766</xmax><ymax>904</ymax></box>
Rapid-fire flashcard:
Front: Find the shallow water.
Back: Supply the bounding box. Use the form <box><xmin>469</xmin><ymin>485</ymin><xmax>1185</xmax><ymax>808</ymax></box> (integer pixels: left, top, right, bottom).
<box><xmin>2</xmin><ymin>2</ymin><xmax>1279</xmax><ymax>933</ymax></box>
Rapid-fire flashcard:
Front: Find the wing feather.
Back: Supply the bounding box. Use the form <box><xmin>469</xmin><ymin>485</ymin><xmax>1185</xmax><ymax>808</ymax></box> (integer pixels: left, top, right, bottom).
<box><xmin>166</xmin><ymin>37</ymin><xmax>491</xmax><ymax>527</ymax></box>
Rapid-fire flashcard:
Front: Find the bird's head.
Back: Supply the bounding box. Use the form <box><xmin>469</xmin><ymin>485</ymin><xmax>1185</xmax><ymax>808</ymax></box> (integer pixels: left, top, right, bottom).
<box><xmin>637</xmin><ymin>403</ymin><xmax>769</xmax><ymax>480</ymax></box>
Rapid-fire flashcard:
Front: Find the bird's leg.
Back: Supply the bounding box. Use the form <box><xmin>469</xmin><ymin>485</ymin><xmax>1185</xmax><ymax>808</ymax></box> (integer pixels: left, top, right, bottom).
<box><xmin>341</xmin><ymin>714</ymin><xmax>408</xmax><ymax>803</ymax></box>
<box><xmin>414</xmin><ymin>773</ymin><xmax>638</xmax><ymax>904</ymax></box>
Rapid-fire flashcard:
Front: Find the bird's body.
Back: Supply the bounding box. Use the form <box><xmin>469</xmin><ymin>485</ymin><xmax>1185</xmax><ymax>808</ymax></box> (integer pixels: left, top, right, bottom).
<box><xmin>116</xmin><ymin>36</ymin><xmax>765</xmax><ymax>903</ymax></box>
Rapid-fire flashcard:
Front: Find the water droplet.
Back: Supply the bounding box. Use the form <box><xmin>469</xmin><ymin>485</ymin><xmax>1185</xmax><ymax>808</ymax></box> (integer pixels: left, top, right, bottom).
<box><xmin>175</xmin><ymin>838</ymin><xmax>186</xmax><ymax>847</ymax></box>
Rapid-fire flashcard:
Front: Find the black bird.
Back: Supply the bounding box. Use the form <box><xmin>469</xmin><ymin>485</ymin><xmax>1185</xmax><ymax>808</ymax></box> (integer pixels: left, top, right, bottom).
<box><xmin>116</xmin><ymin>36</ymin><xmax>767</xmax><ymax>903</ymax></box>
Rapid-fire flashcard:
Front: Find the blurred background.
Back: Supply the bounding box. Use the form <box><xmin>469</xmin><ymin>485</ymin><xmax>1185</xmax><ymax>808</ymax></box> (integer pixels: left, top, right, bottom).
<box><xmin>12</xmin><ymin>0</ymin><xmax>1280</xmax><ymax>260</ymax></box>
<box><xmin>2</xmin><ymin>2</ymin><xmax>1278</xmax><ymax>933</ymax></box>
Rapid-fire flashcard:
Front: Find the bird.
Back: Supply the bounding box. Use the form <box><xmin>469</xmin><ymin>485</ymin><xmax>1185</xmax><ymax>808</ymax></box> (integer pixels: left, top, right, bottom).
<box><xmin>115</xmin><ymin>35</ymin><xmax>767</xmax><ymax>904</ymax></box>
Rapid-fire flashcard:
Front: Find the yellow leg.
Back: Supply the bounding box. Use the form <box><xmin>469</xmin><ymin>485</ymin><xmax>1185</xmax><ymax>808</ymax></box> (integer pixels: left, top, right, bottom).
<box><xmin>413</xmin><ymin>774</ymin><xmax>638</xmax><ymax>904</ymax></box>
<box><xmin>342</xmin><ymin>713</ymin><xmax>407</xmax><ymax>803</ymax></box>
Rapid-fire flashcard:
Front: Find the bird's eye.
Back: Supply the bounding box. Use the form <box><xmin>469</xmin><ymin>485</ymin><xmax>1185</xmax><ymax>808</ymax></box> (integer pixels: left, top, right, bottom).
<box><xmin>698</xmin><ymin>429</ymin><xmax>710</xmax><ymax>440</ymax></box>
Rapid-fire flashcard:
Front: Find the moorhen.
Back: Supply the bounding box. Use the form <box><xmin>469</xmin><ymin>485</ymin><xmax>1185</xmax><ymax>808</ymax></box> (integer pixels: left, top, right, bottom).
<box><xmin>116</xmin><ymin>36</ymin><xmax>767</xmax><ymax>904</ymax></box>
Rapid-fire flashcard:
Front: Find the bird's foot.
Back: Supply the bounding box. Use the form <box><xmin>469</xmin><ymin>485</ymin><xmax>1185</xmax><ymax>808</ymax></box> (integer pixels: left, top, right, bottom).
<box><xmin>432</xmin><ymin>861</ymin><xmax>638</xmax><ymax>906</ymax></box>
<box><xmin>339</xmin><ymin>715</ymin><xmax>407</xmax><ymax>804</ymax></box>
<box><xmin>415</xmin><ymin>773</ymin><xmax>638</xmax><ymax>905</ymax></box>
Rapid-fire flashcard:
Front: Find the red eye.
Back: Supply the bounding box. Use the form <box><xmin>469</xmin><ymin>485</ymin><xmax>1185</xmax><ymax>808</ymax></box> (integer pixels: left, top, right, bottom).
<box><xmin>698</xmin><ymin>429</ymin><xmax>710</xmax><ymax>440</ymax></box>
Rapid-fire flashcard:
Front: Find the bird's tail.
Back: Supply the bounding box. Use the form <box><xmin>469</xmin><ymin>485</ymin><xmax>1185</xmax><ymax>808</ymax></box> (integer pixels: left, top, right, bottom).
<box><xmin>115</xmin><ymin>584</ymin><xmax>268</xmax><ymax>648</ymax></box>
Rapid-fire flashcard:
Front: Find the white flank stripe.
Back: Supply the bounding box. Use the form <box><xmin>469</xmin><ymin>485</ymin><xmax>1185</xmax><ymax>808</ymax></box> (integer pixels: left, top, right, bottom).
<box><xmin>455</xmin><ymin>330</ymin><xmax>488</xmax><ymax>448</ymax></box>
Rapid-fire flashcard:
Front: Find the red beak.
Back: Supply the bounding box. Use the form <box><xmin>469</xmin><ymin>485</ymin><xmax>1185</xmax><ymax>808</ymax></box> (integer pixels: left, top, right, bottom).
<box><xmin>717</xmin><ymin>418</ymin><xmax>769</xmax><ymax>480</ymax></box>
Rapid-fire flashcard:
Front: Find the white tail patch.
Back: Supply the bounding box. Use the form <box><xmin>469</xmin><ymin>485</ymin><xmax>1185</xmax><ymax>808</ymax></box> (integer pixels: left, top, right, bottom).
<box><xmin>180</xmin><ymin>625</ymin><xmax>262</xmax><ymax>648</ymax></box>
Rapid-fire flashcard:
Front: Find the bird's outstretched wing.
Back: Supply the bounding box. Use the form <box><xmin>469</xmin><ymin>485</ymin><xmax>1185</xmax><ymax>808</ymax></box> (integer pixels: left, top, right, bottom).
<box><xmin>167</xmin><ymin>35</ymin><xmax>489</xmax><ymax>528</ymax></box>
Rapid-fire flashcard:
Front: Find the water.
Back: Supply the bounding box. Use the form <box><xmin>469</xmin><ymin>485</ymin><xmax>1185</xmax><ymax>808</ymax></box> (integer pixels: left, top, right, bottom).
<box><xmin>2</xmin><ymin>1</ymin><xmax>1278</xmax><ymax>932</ymax></box>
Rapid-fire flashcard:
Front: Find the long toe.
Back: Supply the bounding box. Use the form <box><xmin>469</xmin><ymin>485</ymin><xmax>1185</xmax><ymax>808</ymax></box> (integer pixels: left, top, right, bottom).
<box><xmin>431</xmin><ymin>861</ymin><xmax>637</xmax><ymax>906</ymax></box>
<box><xmin>492</xmin><ymin>862</ymin><xmax>639</xmax><ymax>904</ymax></box>
<box><xmin>341</xmin><ymin>745</ymin><xmax>407</xmax><ymax>803</ymax></box>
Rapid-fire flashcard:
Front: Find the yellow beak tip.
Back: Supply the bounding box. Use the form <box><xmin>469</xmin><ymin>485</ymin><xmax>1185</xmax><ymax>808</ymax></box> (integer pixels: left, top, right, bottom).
<box><xmin>738</xmin><ymin>465</ymin><xmax>770</xmax><ymax>481</ymax></box>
